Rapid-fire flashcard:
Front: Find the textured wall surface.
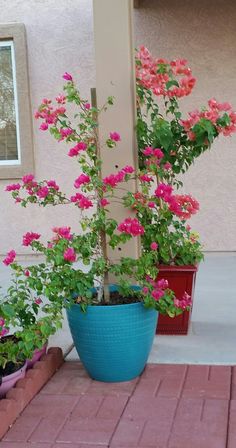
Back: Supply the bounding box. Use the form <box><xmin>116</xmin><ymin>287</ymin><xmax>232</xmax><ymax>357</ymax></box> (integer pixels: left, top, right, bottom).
<box><xmin>134</xmin><ymin>0</ymin><xmax>236</xmax><ymax>250</ymax></box>
<box><xmin>0</xmin><ymin>0</ymin><xmax>95</xmax><ymax>255</ymax></box>
<box><xmin>0</xmin><ymin>0</ymin><xmax>235</xmax><ymax>255</ymax></box>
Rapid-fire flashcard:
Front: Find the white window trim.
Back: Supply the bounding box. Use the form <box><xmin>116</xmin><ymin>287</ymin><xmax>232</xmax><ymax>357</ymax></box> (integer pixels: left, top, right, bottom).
<box><xmin>0</xmin><ymin>23</ymin><xmax>34</xmax><ymax>179</ymax></box>
<box><xmin>0</xmin><ymin>40</ymin><xmax>21</xmax><ymax>166</ymax></box>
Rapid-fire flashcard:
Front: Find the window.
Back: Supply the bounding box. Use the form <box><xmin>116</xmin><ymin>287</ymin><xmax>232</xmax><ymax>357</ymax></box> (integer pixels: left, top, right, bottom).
<box><xmin>0</xmin><ymin>24</ymin><xmax>34</xmax><ymax>179</ymax></box>
<box><xmin>0</xmin><ymin>40</ymin><xmax>20</xmax><ymax>165</ymax></box>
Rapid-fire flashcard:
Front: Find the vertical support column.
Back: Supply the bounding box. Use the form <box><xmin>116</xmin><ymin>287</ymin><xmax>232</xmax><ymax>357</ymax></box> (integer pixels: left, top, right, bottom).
<box><xmin>93</xmin><ymin>0</ymin><xmax>139</xmax><ymax>260</ymax></box>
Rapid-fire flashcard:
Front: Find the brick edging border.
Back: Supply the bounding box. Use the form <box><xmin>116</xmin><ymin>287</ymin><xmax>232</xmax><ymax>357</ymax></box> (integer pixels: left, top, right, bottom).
<box><xmin>0</xmin><ymin>347</ymin><xmax>64</xmax><ymax>440</ymax></box>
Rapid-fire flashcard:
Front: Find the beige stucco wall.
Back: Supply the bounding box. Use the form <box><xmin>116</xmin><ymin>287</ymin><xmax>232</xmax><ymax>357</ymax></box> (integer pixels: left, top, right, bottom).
<box><xmin>134</xmin><ymin>0</ymin><xmax>236</xmax><ymax>251</ymax></box>
<box><xmin>0</xmin><ymin>0</ymin><xmax>96</xmax><ymax>255</ymax></box>
<box><xmin>0</xmin><ymin>0</ymin><xmax>235</xmax><ymax>256</ymax></box>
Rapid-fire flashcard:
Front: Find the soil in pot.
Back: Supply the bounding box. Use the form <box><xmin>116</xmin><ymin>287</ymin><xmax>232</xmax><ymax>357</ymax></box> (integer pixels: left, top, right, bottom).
<box><xmin>0</xmin><ymin>360</ymin><xmax>25</xmax><ymax>378</ymax></box>
<box><xmin>0</xmin><ymin>335</ymin><xmax>27</xmax><ymax>398</ymax></box>
<box><xmin>92</xmin><ymin>290</ymin><xmax>142</xmax><ymax>306</ymax></box>
<box><xmin>0</xmin><ymin>361</ymin><xmax>27</xmax><ymax>399</ymax></box>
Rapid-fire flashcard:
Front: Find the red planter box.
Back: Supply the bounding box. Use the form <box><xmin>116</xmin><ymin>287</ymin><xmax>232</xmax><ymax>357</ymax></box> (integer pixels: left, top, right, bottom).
<box><xmin>156</xmin><ymin>264</ymin><xmax>198</xmax><ymax>335</ymax></box>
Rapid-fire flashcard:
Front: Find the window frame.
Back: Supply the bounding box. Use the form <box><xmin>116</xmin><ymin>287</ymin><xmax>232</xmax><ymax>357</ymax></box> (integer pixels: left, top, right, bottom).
<box><xmin>0</xmin><ymin>23</ymin><xmax>34</xmax><ymax>179</ymax></box>
<box><xmin>0</xmin><ymin>39</ymin><xmax>21</xmax><ymax>166</ymax></box>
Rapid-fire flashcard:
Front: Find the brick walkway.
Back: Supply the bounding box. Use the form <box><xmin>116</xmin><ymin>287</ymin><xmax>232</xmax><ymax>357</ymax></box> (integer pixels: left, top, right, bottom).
<box><xmin>1</xmin><ymin>362</ymin><xmax>236</xmax><ymax>447</ymax></box>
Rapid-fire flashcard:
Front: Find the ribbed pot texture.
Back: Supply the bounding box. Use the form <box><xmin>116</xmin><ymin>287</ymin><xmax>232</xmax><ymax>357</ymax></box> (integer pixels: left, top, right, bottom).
<box><xmin>67</xmin><ymin>288</ymin><xmax>158</xmax><ymax>382</ymax></box>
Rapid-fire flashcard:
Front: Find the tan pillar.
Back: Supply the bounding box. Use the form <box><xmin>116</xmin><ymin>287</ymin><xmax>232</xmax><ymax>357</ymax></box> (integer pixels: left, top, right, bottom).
<box><xmin>93</xmin><ymin>0</ymin><xmax>139</xmax><ymax>260</ymax></box>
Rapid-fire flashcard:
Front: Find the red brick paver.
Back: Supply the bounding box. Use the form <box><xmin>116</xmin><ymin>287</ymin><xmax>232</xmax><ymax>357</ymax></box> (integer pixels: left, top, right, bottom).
<box><xmin>1</xmin><ymin>361</ymin><xmax>235</xmax><ymax>447</ymax></box>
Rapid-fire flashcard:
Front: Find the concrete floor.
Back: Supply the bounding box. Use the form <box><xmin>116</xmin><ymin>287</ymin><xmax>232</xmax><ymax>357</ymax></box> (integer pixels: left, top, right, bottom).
<box><xmin>1</xmin><ymin>253</ymin><xmax>236</xmax><ymax>365</ymax></box>
<box><xmin>149</xmin><ymin>253</ymin><xmax>236</xmax><ymax>365</ymax></box>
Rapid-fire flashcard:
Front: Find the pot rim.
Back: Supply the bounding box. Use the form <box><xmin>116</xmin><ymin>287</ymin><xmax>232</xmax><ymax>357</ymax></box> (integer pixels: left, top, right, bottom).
<box><xmin>0</xmin><ymin>360</ymin><xmax>27</xmax><ymax>382</ymax></box>
<box><xmin>68</xmin><ymin>300</ymin><xmax>149</xmax><ymax>311</ymax></box>
<box><xmin>158</xmin><ymin>264</ymin><xmax>198</xmax><ymax>272</ymax></box>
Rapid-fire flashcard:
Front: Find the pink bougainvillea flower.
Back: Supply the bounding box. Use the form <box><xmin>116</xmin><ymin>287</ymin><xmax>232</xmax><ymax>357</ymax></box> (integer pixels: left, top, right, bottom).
<box><xmin>117</xmin><ymin>217</ymin><xmax>144</xmax><ymax>236</ymax></box>
<box><xmin>0</xmin><ymin>317</ymin><xmax>5</xmax><ymax>327</ymax></box>
<box><xmin>136</xmin><ymin>46</ymin><xmax>196</xmax><ymax>99</ymax></box>
<box><xmin>100</xmin><ymin>198</ymin><xmax>110</xmax><ymax>207</ymax></box>
<box><xmin>163</xmin><ymin>162</ymin><xmax>172</xmax><ymax>171</ymax></box>
<box><xmin>155</xmin><ymin>183</ymin><xmax>173</xmax><ymax>202</ymax></box>
<box><xmin>70</xmin><ymin>193</ymin><xmax>93</xmax><ymax>209</ymax></box>
<box><xmin>148</xmin><ymin>201</ymin><xmax>155</xmax><ymax>209</ymax></box>
<box><xmin>172</xmin><ymin>194</ymin><xmax>199</xmax><ymax>220</ymax></box>
<box><xmin>35</xmin><ymin>297</ymin><xmax>42</xmax><ymax>305</ymax></box>
<box><xmin>24</xmin><ymin>270</ymin><xmax>30</xmax><ymax>277</ymax></box>
<box><xmin>151</xmin><ymin>289</ymin><xmax>164</xmax><ymax>301</ymax></box>
<box><xmin>56</xmin><ymin>106</ymin><xmax>66</xmax><ymax>115</ymax></box>
<box><xmin>42</xmin><ymin>98</ymin><xmax>51</xmax><ymax>105</ymax></box>
<box><xmin>150</xmin><ymin>242</ymin><xmax>158</xmax><ymax>250</ymax></box>
<box><xmin>153</xmin><ymin>148</ymin><xmax>164</xmax><ymax>159</ymax></box>
<box><xmin>22</xmin><ymin>232</ymin><xmax>41</xmax><ymax>246</ymax></box>
<box><xmin>0</xmin><ymin>328</ymin><xmax>9</xmax><ymax>336</ymax></box>
<box><xmin>59</xmin><ymin>128</ymin><xmax>73</xmax><ymax>140</ymax></box>
<box><xmin>132</xmin><ymin>192</ymin><xmax>147</xmax><ymax>209</ymax></box>
<box><xmin>37</xmin><ymin>186</ymin><xmax>49</xmax><ymax>198</ymax></box>
<box><xmin>103</xmin><ymin>172</ymin><xmax>125</xmax><ymax>188</ymax></box>
<box><xmin>56</xmin><ymin>94</ymin><xmax>66</xmax><ymax>104</ymax></box>
<box><xmin>47</xmin><ymin>180</ymin><xmax>59</xmax><ymax>191</ymax></box>
<box><xmin>3</xmin><ymin>250</ymin><xmax>16</xmax><ymax>266</ymax></box>
<box><xmin>0</xmin><ymin>317</ymin><xmax>9</xmax><ymax>336</ymax></box>
<box><xmin>140</xmin><ymin>174</ymin><xmax>153</xmax><ymax>183</ymax></box>
<box><xmin>74</xmin><ymin>174</ymin><xmax>90</xmax><ymax>188</ymax></box>
<box><xmin>145</xmin><ymin>275</ymin><xmax>157</xmax><ymax>288</ymax></box>
<box><xmin>143</xmin><ymin>146</ymin><xmax>153</xmax><ymax>156</ymax></box>
<box><xmin>63</xmin><ymin>247</ymin><xmax>76</xmax><ymax>262</ymax></box>
<box><xmin>122</xmin><ymin>165</ymin><xmax>135</xmax><ymax>174</ymax></box>
<box><xmin>68</xmin><ymin>147</ymin><xmax>79</xmax><ymax>157</ymax></box>
<box><xmin>168</xmin><ymin>196</ymin><xmax>182</xmax><ymax>215</ymax></box>
<box><xmin>63</xmin><ymin>72</ymin><xmax>73</xmax><ymax>81</ymax></box>
<box><xmin>84</xmin><ymin>102</ymin><xmax>91</xmax><ymax>110</ymax></box>
<box><xmin>68</xmin><ymin>142</ymin><xmax>87</xmax><ymax>157</ymax></box>
<box><xmin>142</xmin><ymin>286</ymin><xmax>149</xmax><ymax>295</ymax></box>
<box><xmin>22</xmin><ymin>174</ymin><xmax>34</xmax><ymax>184</ymax></box>
<box><xmin>110</xmin><ymin>132</ymin><xmax>121</xmax><ymax>142</ymax></box>
<box><xmin>187</xmin><ymin>131</ymin><xmax>196</xmax><ymax>141</ymax></box>
<box><xmin>40</xmin><ymin>122</ymin><xmax>48</xmax><ymax>131</ymax></box>
<box><xmin>52</xmin><ymin>226</ymin><xmax>72</xmax><ymax>240</ymax></box>
<box><xmin>77</xmin><ymin>142</ymin><xmax>87</xmax><ymax>151</ymax></box>
<box><xmin>5</xmin><ymin>183</ymin><xmax>21</xmax><ymax>191</ymax></box>
<box><xmin>174</xmin><ymin>292</ymin><xmax>192</xmax><ymax>310</ymax></box>
<box><xmin>157</xmin><ymin>279</ymin><xmax>169</xmax><ymax>289</ymax></box>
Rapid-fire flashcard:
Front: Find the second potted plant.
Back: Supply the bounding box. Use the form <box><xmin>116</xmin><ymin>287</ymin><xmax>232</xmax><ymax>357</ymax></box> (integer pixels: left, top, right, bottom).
<box><xmin>135</xmin><ymin>46</ymin><xmax>236</xmax><ymax>334</ymax></box>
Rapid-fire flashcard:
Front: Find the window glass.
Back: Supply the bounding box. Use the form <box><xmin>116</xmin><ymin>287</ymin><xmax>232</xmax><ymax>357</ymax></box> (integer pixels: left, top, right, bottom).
<box><xmin>0</xmin><ymin>40</ymin><xmax>20</xmax><ymax>165</ymax></box>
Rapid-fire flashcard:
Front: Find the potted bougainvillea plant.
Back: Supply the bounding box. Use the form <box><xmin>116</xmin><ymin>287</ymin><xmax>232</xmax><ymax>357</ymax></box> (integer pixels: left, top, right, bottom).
<box><xmin>3</xmin><ymin>72</ymin><xmax>192</xmax><ymax>383</ymax></box>
<box><xmin>0</xmin><ymin>271</ymin><xmax>61</xmax><ymax>396</ymax></box>
<box><xmin>135</xmin><ymin>46</ymin><xmax>236</xmax><ymax>334</ymax></box>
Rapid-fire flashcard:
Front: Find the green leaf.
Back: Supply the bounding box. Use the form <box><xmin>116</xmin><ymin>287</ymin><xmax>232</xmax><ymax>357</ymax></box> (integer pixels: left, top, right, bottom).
<box><xmin>166</xmin><ymin>80</ymin><xmax>179</xmax><ymax>90</ymax></box>
<box><xmin>153</xmin><ymin>118</ymin><xmax>173</xmax><ymax>150</ymax></box>
<box><xmin>1</xmin><ymin>303</ymin><xmax>15</xmax><ymax>318</ymax></box>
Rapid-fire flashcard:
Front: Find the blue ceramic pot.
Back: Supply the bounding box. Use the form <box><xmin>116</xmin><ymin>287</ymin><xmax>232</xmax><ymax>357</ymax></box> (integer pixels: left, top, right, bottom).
<box><xmin>66</xmin><ymin>285</ymin><xmax>158</xmax><ymax>382</ymax></box>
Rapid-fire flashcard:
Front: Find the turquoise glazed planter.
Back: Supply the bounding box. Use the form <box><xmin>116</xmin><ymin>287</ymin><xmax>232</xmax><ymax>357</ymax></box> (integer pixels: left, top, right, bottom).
<box><xmin>66</xmin><ymin>285</ymin><xmax>158</xmax><ymax>382</ymax></box>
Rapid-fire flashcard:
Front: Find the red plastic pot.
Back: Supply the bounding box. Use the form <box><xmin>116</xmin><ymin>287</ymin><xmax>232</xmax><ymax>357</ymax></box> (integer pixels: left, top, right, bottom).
<box><xmin>157</xmin><ymin>264</ymin><xmax>198</xmax><ymax>335</ymax></box>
